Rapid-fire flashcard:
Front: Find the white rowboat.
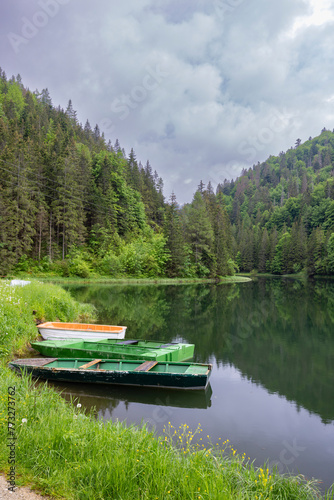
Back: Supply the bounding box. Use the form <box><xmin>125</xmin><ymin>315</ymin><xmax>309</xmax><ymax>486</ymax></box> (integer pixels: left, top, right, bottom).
<box><xmin>37</xmin><ymin>322</ymin><xmax>127</xmax><ymax>340</ymax></box>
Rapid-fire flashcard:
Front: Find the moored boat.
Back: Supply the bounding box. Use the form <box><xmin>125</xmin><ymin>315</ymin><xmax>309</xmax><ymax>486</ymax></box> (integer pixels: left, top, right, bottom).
<box><xmin>10</xmin><ymin>358</ymin><xmax>212</xmax><ymax>390</ymax></box>
<box><xmin>37</xmin><ymin>322</ymin><xmax>127</xmax><ymax>340</ymax></box>
<box><xmin>30</xmin><ymin>338</ymin><xmax>195</xmax><ymax>362</ymax></box>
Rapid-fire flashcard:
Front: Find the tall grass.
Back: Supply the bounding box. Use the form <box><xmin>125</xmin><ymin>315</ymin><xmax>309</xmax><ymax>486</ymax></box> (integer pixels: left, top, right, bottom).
<box><xmin>0</xmin><ymin>280</ymin><xmax>96</xmax><ymax>358</ymax></box>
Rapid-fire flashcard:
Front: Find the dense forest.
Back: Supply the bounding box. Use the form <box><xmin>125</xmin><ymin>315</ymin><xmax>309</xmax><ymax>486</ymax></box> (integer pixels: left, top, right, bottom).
<box><xmin>0</xmin><ymin>70</ymin><xmax>233</xmax><ymax>278</ymax></box>
<box><xmin>216</xmin><ymin>129</ymin><xmax>334</xmax><ymax>275</ymax></box>
<box><xmin>1</xmin><ymin>69</ymin><xmax>334</xmax><ymax>278</ymax></box>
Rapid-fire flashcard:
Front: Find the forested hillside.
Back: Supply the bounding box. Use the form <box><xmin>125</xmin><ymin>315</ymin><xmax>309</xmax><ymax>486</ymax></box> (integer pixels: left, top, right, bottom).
<box><xmin>0</xmin><ymin>70</ymin><xmax>233</xmax><ymax>278</ymax></box>
<box><xmin>215</xmin><ymin>130</ymin><xmax>334</xmax><ymax>275</ymax></box>
<box><xmin>2</xmin><ymin>70</ymin><xmax>334</xmax><ymax>278</ymax></box>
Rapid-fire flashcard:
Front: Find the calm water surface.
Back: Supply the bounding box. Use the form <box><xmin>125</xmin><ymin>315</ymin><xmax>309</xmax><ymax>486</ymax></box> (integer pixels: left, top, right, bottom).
<box><xmin>60</xmin><ymin>278</ymin><xmax>334</xmax><ymax>491</ymax></box>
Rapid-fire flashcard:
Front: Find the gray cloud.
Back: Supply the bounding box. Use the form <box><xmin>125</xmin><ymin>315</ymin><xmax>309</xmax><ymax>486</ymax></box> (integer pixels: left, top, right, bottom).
<box><xmin>1</xmin><ymin>0</ymin><xmax>334</xmax><ymax>203</ymax></box>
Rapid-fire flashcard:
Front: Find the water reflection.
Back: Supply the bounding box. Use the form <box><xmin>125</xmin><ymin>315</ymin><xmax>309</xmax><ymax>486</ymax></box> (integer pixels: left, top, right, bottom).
<box><xmin>47</xmin><ymin>380</ymin><xmax>213</xmax><ymax>415</ymax></box>
<box><xmin>62</xmin><ymin>279</ymin><xmax>334</xmax><ymax>491</ymax></box>
<box><xmin>65</xmin><ymin>279</ymin><xmax>334</xmax><ymax>424</ymax></box>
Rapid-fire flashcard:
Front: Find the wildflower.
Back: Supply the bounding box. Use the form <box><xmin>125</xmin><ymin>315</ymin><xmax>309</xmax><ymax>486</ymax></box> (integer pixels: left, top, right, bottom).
<box><xmin>22</xmin><ymin>418</ymin><xmax>27</xmax><ymax>424</ymax></box>
<box><xmin>77</xmin><ymin>403</ymin><xmax>82</xmax><ymax>408</ymax></box>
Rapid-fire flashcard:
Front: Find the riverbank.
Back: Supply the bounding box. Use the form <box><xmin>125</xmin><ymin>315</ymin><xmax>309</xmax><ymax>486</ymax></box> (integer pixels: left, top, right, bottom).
<box><xmin>0</xmin><ymin>281</ymin><xmax>331</xmax><ymax>499</ymax></box>
<box><xmin>2</xmin><ymin>275</ymin><xmax>252</xmax><ymax>285</ymax></box>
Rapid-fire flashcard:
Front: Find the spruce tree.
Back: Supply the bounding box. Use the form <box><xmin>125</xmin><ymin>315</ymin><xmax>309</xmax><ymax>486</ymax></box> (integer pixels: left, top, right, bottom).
<box><xmin>185</xmin><ymin>191</ymin><xmax>214</xmax><ymax>276</ymax></box>
<box><xmin>66</xmin><ymin>99</ymin><xmax>77</xmax><ymax>123</ymax></box>
<box><xmin>164</xmin><ymin>193</ymin><xmax>185</xmax><ymax>277</ymax></box>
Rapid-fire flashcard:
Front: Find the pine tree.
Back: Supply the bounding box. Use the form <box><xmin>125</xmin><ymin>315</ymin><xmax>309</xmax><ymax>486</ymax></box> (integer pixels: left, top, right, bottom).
<box><xmin>213</xmin><ymin>198</ymin><xmax>233</xmax><ymax>275</ymax></box>
<box><xmin>0</xmin><ymin>132</ymin><xmax>37</xmax><ymax>272</ymax></box>
<box><xmin>289</xmin><ymin>221</ymin><xmax>306</xmax><ymax>272</ymax></box>
<box><xmin>66</xmin><ymin>99</ymin><xmax>77</xmax><ymax>123</ymax></box>
<box><xmin>114</xmin><ymin>139</ymin><xmax>121</xmax><ymax>152</ymax></box>
<box><xmin>164</xmin><ymin>193</ymin><xmax>185</xmax><ymax>277</ymax></box>
<box><xmin>84</xmin><ymin>119</ymin><xmax>92</xmax><ymax>137</ymax></box>
<box><xmin>93</xmin><ymin>124</ymin><xmax>100</xmax><ymax>140</ymax></box>
<box><xmin>197</xmin><ymin>180</ymin><xmax>205</xmax><ymax>195</ymax></box>
<box><xmin>185</xmin><ymin>191</ymin><xmax>214</xmax><ymax>276</ymax></box>
<box><xmin>258</xmin><ymin>228</ymin><xmax>270</xmax><ymax>272</ymax></box>
<box><xmin>40</xmin><ymin>88</ymin><xmax>52</xmax><ymax>108</ymax></box>
<box><xmin>127</xmin><ymin>148</ymin><xmax>142</xmax><ymax>192</ymax></box>
<box><xmin>52</xmin><ymin>144</ymin><xmax>86</xmax><ymax>259</ymax></box>
<box><xmin>307</xmin><ymin>227</ymin><xmax>326</xmax><ymax>275</ymax></box>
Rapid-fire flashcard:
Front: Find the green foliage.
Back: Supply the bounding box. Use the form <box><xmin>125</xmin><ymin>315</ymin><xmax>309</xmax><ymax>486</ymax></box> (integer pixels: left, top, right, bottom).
<box><xmin>68</xmin><ymin>257</ymin><xmax>91</xmax><ymax>278</ymax></box>
<box><xmin>97</xmin><ymin>232</ymin><xmax>169</xmax><ymax>278</ymax></box>
<box><xmin>17</xmin><ymin>281</ymin><xmax>96</xmax><ymax>323</ymax></box>
<box><xmin>98</xmin><ymin>252</ymin><xmax>125</xmax><ymax>276</ymax></box>
<box><xmin>0</xmin><ymin>72</ymin><xmax>169</xmax><ymax>278</ymax></box>
<box><xmin>13</xmin><ymin>255</ymin><xmax>31</xmax><ymax>273</ymax></box>
<box><xmin>164</xmin><ymin>193</ymin><xmax>186</xmax><ymax>277</ymax></box>
<box><xmin>1</xmin><ymin>80</ymin><xmax>26</xmax><ymax>119</ymax></box>
<box><xmin>221</xmin><ymin>129</ymin><xmax>334</xmax><ymax>276</ymax></box>
<box><xmin>13</xmin><ymin>71</ymin><xmax>334</xmax><ymax>279</ymax></box>
<box><xmin>326</xmin><ymin>233</ymin><xmax>334</xmax><ymax>273</ymax></box>
<box><xmin>0</xmin><ymin>281</ymin><xmax>95</xmax><ymax>357</ymax></box>
<box><xmin>0</xmin><ymin>72</ymin><xmax>237</xmax><ymax>280</ymax></box>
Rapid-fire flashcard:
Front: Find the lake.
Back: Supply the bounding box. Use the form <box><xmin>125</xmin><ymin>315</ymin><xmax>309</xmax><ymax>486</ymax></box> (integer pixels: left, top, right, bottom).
<box><xmin>60</xmin><ymin>278</ymin><xmax>334</xmax><ymax>492</ymax></box>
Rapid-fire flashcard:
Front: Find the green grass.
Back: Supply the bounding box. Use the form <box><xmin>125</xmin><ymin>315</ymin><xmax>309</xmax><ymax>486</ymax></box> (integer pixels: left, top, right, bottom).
<box><xmin>0</xmin><ymin>280</ymin><xmax>332</xmax><ymax>499</ymax></box>
<box><xmin>0</xmin><ymin>280</ymin><xmax>96</xmax><ymax>358</ymax></box>
<box><xmin>0</xmin><ymin>368</ymin><xmax>331</xmax><ymax>500</ymax></box>
<box><xmin>7</xmin><ymin>275</ymin><xmax>252</xmax><ymax>285</ymax></box>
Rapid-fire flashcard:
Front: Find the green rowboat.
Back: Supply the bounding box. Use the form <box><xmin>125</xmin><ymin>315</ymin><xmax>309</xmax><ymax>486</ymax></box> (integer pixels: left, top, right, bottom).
<box><xmin>10</xmin><ymin>358</ymin><xmax>212</xmax><ymax>390</ymax></box>
<box><xmin>30</xmin><ymin>338</ymin><xmax>195</xmax><ymax>362</ymax></box>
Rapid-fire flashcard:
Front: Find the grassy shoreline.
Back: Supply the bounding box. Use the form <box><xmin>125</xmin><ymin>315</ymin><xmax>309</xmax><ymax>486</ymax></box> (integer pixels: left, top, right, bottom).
<box><xmin>3</xmin><ymin>275</ymin><xmax>252</xmax><ymax>285</ymax></box>
<box><xmin>0</xmin><ymin>281</ymin><xmax>332</xmax><ymax>499</ymax></box>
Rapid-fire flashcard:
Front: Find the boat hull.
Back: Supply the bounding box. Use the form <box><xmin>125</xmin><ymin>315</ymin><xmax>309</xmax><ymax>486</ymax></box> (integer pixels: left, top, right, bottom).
<box><xmin>10</xmin><ymin>358</ymin><xmax>212</xmax><ymax>391</ymax></box>
<box><xmin>30</xmin><ymin>339</ymin><xmax>195</xmax><ymax>362</ymax></box>
<box><xmin>37</xmin><ymin>322</ymin><xmax>127</xmax><ymax>340</ymax></box>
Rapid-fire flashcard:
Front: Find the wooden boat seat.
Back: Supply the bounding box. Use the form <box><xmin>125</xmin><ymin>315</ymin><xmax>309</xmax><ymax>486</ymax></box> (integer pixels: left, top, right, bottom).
<box><xmin>134</xmin><ymin>360</ymin><xmax>158</xmax><ymax>372</ymax></box>
<box><xmin>78</xmin><ymin>359</ymin><xmax>102</xmax><ymax>369</ymax></box>
<box><xmin>115</xmin><ymin>340</ymin><xmax>139</xmax><ymax>345</ymax></box>
<box><xmin>14</xmin><ymin>358</ymin><xmax>58</xmax><ymax>367</ymax></box>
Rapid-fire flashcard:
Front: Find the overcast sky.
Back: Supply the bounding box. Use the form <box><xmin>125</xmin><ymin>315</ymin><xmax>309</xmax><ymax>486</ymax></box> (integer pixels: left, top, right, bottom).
<box><xmin>1</xmin><ymin>0</ymin><xmax>334</xmax><ymax>203</ymax></box>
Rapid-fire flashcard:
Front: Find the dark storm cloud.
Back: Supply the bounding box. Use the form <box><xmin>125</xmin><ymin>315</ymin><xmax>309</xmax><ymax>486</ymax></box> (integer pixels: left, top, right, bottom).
<box><xmin>1</xmin><ymin>0</ymin><xmax>334</xmax><ymax>202</ymax></box>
